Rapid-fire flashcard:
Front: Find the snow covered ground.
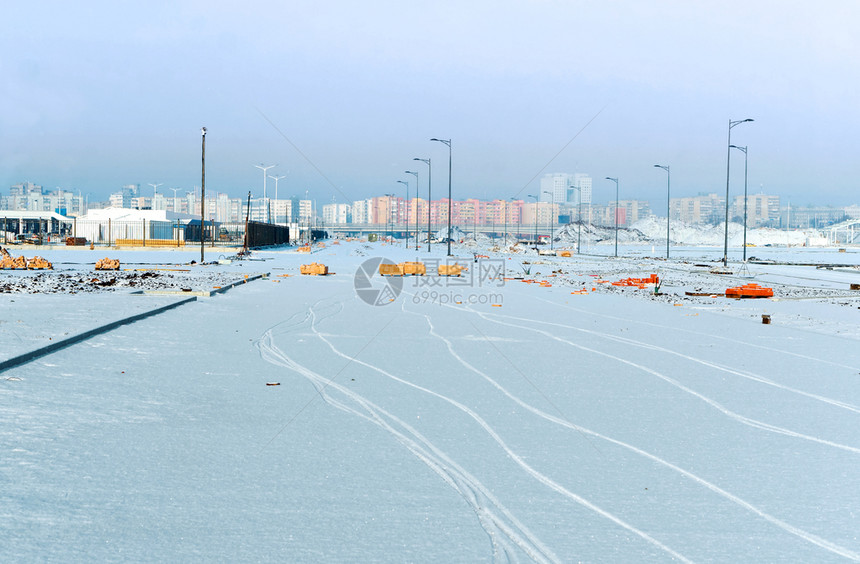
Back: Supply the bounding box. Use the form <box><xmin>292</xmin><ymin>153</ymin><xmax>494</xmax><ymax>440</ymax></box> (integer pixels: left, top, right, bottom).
<box><xmin>2</xmin><ymin>240</ymin><xmax>860</xmax><ymax>562</ymax></box>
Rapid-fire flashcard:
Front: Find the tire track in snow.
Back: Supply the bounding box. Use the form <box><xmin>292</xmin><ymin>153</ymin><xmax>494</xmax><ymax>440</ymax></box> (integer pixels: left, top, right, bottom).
<box><xmin>532</xmin><ymin>295</ymin><xmax>860</xmax><ymax>371</ymax></box>
<box><xmin>492</xmin><ymin>312</ymin><xmax>860</xmax><ymax>416</ymax></box>
<box><xmin>467</xmin><ymin>308</ymin><xmax>860</xmax><ymax>457</ymax></box>
<box><xmin>256</xmin><ymin>305</ymin><xmax>561</xmax><ymax>564</ymax></box>
<box><xmin>408</xmin><ymin>305</ymin><xmax>860</xmax><ymax>562</ymax></box>
<box><xmin>303</xmin><ymin>303</ymin><xmax>694</xmax><ymax>563</ymax></box>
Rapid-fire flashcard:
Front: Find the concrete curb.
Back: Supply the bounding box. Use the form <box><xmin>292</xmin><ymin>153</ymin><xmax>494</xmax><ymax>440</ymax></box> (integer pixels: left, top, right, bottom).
<box><xmin>0</xmin><ymin>297</ymin><xmax>198</xmax><ymax>375</ymax></box>
<box><xmin>133</xmin><ymin>272</ymin><xmax>269</xmax><ymax>297</ymax></box>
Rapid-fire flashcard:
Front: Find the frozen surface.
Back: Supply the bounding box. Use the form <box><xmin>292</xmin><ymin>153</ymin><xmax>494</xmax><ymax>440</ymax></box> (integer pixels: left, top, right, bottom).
<box><xmin>2</xmin><ymin>240</ymin><xmax>860</xmax><ymax>562</ymax></box>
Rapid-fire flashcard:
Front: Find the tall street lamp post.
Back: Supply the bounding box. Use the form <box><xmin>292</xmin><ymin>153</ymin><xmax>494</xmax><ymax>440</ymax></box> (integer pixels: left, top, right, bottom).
<box><xmin>605</xmin><ymin>177</ymin><xmax>619</xmax><ymax>257</ymax></box>
<box><xmin>528</xmin><ymin>194</ymin><xmax>539</xmax><ymax>252</ymax></box>
<box><xmin>542</xmin><ymin>190</ymin><xmax>555</xmax><ymax>250</ymax></box>
<box><xmin>503</xmin><ymin>198</ymin><xmax>510</xmax><ymax>248</ymax></box>
<box><xmin>384</xmin><ymin>193</ymin><xmax>395</xmax><ymax>242</ymax></box>
<box><xmin>414</xmin><ymin>158</ymin><xmax>431</xmax><ymax>252</ymax></box>
<box><xmin>654</xmin><ymin>165</ymin><xmax>670</xmax><ymax>259</ymax></box>
<box><xmin>200</xmin><ymin>127</ymin><xmax>206</xmax><ymax>264</ymax></box>
<box><xmin>397</xmin><ymin>180</ymin><xmax>409</xmax><ymax>249</ymax></box>
<box><xmin>576</xmin><ymin>186</ymin><xmax>583</xmax><ymax>254</ymax></box>
<box><xmin>405</xmin><ymin>171</ymin><xmax>419</xmax><ymax>251</ymax></box>
<box><xmin>730</xmin><ymin>144</ymin><xmax>750</xmax><ymax>262</ymax></box>
<box><xmin>430</xmin><ymin>138</ymin><xmax>452</xmax><ymax>256</ymax></box>
<box><xmin>723</xmin><ymin>118</ymin><xmax>753</xmax><ymax>266</ymax></box>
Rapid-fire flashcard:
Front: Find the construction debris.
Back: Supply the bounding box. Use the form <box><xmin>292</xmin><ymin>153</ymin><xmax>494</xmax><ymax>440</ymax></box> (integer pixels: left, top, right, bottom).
<box><xmin>27</xmin><ymin>256</ymin><xmax>53</xmax><ymax>270</ymax></box>
<box><xmin>611</xmin><ymin>274</ymin><xmax>659</xmax><ymax>288</ymax></box>
<box><xmin>95</xmin><ymin>258</ymin><xmax>121</xmax><ymax>271</ymax></box>
<box><xmin>0</xmin><ymin>247</ymin><xmax>52</xmax><ymax>270</ymax></box>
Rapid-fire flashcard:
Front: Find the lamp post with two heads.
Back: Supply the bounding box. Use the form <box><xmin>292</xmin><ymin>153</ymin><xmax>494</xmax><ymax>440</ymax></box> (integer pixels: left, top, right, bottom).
<box><xmin>528</xmin><ymin>194</ymin><xmax>539</xmax><ymax>252</ymax></box>
<box><xmin>654</xmin><ymin>165</ymin><xmax>670</xmax><ymax>258</ymax></box>
<box><xmin>396</xmin><ymin>180</ymin><xmax>409</xmax><ymax>248</ymax></box>
<box><xmin>413</xmin><ymin>158</ymin><xmax>431</xmax><ymax>252</ymax></box>
<box><xmin>430</xmin><ymin>138</ymin><xmax>452</xmax><ymax>256</ymax></box>
<box><xmin>723</xmin><ymin>118</ymin><xmax>753</xmax><ymax>266</ymax></box>
<box><xmin>404</xmin><ymin>170</ymin><xmax>419</xmax><ymax>250</ymax></box>
<box><xmin>729</xmin><ymin>144</ymin><xmax>749</xmax><ymax>262</ymax></box>
<box><xmin>605</xmin><ymin>177</ymin><xmax>619</xmax><ymax>257</ymax></box>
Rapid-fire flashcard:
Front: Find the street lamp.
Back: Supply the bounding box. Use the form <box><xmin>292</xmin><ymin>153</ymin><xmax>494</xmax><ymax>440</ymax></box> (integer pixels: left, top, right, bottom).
<box><xmin>384</xmin><ymin>193</ymin><xmax>395</xmax><ymax>242</ymax></box>
<box><xmin>576</xmin><ymin>185</ymin><xmax>583</xmax><ymax>254</ymax></box>
<box><xmin>269</xmin><ymin>174</ymin><xmax>286</xmax><ymax>223</ymax></box>
<box><xmin>254</xmin><ymin>163</ymin><xmax>275</xmax><ymax>199</ymax></box>
<box><xmin>414</xmin><ymin>158</ymin><xmax>431</xmax><ymax>252</ymax></box>
<box><xmin>729</xmin><ymin>145</ymin><xmax>749</xmax><ymax>261</ymax></box>
<box><xmin>605</xmin><ymin>177</ymin><xmax>619</xmax><ymax>257</ymax></box>
<box><xmin>405</xmin><ymin>171</ymin><xmax>419</xmax><ymax>250</ymax></box>
<box><xmin>170</xmin><ymin>187</ymin><xmax>181</xmax><ymax>214</ymax></box>
<box><xmin>654</xmin><ymin>164</ymin><xmax>670</xmax><ymax>259</ymax></box>
<box><xmin>268</xmin><ymin>174</ymin><xmax>286</xmax><ymax>200</ymax></box>
<box><xmin>528</xmin><ymin>194</ymin><xmax>539</xmax><ymax>252</ymax></box>
<box><xmin>430</xmin><ymin>138</ymin><xmax>453</xmax><ymax>256</ymax></box>
<box><xmin>542</xmin><ymin>190</ymin><xmax>555</xmax><ymax>250</ymax></box>
<box><xmin>200</xmin><ymin>127</ymin><xmax>206</xmax><ymax>264</ymax></box>
<box><xmin>396</xmin><ymin>180</ymin><xmax>409</xmax><ymax>248</ymax></box>
<box><xmin>723</xmin><ymin>118</ymin><xmax>753</xmax><ymax>266</ymax></box>
<box><xmin>503</xmin><ymin>198</ymin><xmax>510</xmax><ymax>248</ymax></box>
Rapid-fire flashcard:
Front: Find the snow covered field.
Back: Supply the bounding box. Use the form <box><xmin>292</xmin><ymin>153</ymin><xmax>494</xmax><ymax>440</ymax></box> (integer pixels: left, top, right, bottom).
<box><xmin>2</xmin><ymin>240</ymin><xmax>860</xmax><ymax>562</ymax></box>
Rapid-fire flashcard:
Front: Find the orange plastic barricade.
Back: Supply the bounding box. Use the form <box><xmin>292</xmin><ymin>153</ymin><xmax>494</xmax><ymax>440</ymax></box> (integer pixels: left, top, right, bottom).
<box><xmin>300</xmin><ymin>263</ymin><xmax>329</xmax><ymax>275</ymax></box>
<box><xmin>725</xmin><ymin>283</ymin><xmax>773</xmax><ymax>298</ymax></box>
<box><xmin>399</xmin><ymin>262</ymin><xmax>426</xmax><ymax>276</ymax></box>
<box><xmin>378</xmin><ymin>263</ymin><xmax>403</xmax><ymax>276</ymax></box>
<box><xmin>438</xmin><ymin>264</ymin><xmax>463</xmax><ymax>277</ymax></box>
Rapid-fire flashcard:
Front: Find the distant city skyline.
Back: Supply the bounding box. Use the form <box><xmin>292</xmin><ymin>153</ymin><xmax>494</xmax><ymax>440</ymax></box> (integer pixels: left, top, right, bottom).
<box><xmin>2</xmin><ymin>2</ymin><xmax>858</xmax><ymax>206</ymax></box>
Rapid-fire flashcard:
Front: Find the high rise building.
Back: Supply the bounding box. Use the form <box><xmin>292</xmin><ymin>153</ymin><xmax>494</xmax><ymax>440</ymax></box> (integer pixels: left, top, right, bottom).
<box><xmin>539</xmin><ymin>173</ymin><xmax>573</xmax><ymax>204</ymax></box>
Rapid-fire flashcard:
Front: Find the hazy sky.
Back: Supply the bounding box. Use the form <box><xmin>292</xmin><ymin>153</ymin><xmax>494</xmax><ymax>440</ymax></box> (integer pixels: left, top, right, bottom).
<box><xmin>2</xmin><ymin>1</ymin><xmax>858</xmax><ymax>206</ymax></box>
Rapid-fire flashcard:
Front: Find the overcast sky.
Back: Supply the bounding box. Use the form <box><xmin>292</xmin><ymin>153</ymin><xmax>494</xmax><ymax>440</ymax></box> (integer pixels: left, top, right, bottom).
<box><xmin>2</xmin><ymin>0</ymin><xmax>858</xmax><ymax>207</ymax></box>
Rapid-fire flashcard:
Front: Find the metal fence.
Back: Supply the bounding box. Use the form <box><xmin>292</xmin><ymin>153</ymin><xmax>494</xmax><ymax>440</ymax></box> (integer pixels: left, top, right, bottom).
<box><xmin>1</xmin><ymin>219</ymin><xmax>291</xmax><ymax>249</ymax></box>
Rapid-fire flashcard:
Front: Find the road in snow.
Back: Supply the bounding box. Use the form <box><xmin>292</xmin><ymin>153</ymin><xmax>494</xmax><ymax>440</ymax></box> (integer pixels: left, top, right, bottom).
<box><xmin>2</xmin><ymin>241</ymin><xmax>859</xmax><ymax>562</ymax></box>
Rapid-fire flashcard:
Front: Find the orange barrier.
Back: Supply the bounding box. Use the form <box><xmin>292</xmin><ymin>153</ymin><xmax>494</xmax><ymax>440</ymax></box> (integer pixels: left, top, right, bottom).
<box><xmin>300</xmin><ymin>263</ymin><xmax>329</xmax><ymax>275</ymax></box>
<box><xmin>297</xmin><ymin>246</ymin><xmax>311</xmax><ymax>253</ymax></box>
<box><xmin>115</xmin><ymin>238</ymin><xmax>184</xmax><ymax>247</ymax></box>
<box><xmin>725</xmin><ymin>283</ymin><xmax>773</xmax><ymax>298</ymax></box>
<box><xmin>379</xmin><ymin>263</ymin><xmax>402</xmax><ymax>276</ymax></box>
<box><xmin>559</xmin><ymin>251</ymin><xmax>571</xmax><ymax>257</ymax></box>
<box><xmin>438</xmin><ymin>264</ymin><xmax>463</xmax><ymax>276</ymax></box>
<box><xmin>399</xmin><ymin>262</ymin><xmax>426</xmax><ymax>276</ymax></box>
